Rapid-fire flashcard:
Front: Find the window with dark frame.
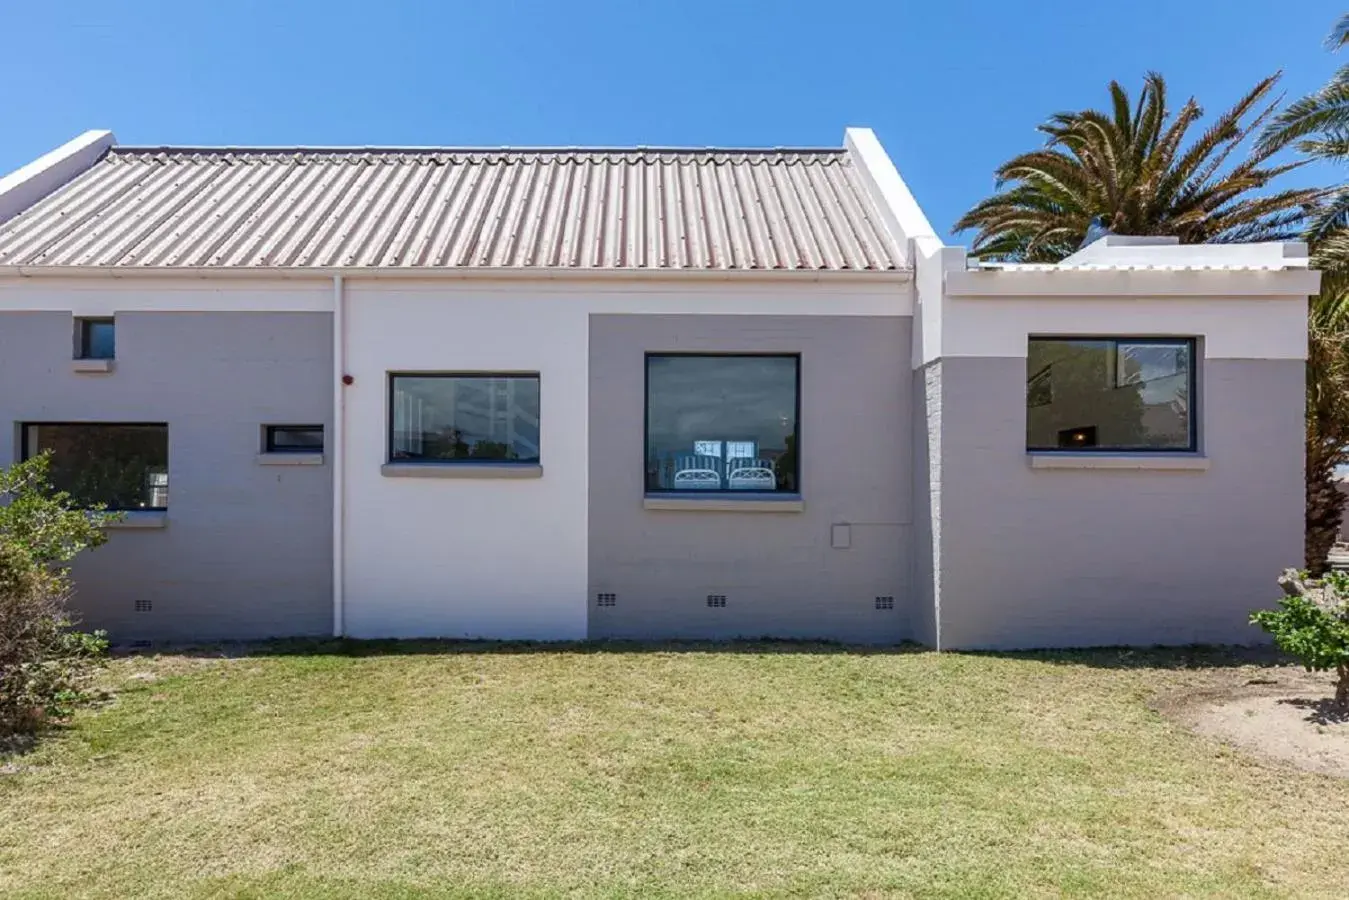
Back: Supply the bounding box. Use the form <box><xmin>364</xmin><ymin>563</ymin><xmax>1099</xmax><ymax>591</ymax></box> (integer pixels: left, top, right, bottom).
<box><xmin>76</xmin><ymin>318</ymin><xmax>115</xmax><ymax>360</ymax></box>
<box><xmin>645</xmin><ymin>354</ymin><xmax>800</xmax><ymax>494</ymax></box>
<box><xmin>1026</xmin><ymin>337</ymin><xmax>1196</xmax><ymax>452</ymax></box>
<box><xmin>22</xmin><ymin>423</ymin><xmax>169</xmax><ymax>510</ymax></box>
<box><xmin>265</xmin><ymin>425</ymin><xmax>325</xmax><ymax>453</ymax></box>
<box><xmin>389</xmin><ymin>374</ymin><xmax>540</xmax><ymax>464</ymax></box>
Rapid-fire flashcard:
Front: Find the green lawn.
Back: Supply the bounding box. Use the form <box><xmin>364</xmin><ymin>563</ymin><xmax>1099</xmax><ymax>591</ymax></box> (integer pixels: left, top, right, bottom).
<box><xmin>2</xmin><ymin>642</ymin><xmax>1348</xmax><ymax>899</ymax></box>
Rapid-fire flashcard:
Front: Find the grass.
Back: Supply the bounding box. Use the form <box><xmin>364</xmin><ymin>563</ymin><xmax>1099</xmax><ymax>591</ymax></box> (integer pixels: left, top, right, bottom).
<box><xmin>2</xmin><ymin>642</ymin><xmax>1349</xmax><ymax>899</ymax></box>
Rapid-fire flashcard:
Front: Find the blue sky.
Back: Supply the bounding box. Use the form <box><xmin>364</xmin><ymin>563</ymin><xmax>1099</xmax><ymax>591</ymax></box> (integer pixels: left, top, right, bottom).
<box><xmin>1</xmin><ymin>0</ymin><xmax>1343</xmax><ymax>239</ymax></box>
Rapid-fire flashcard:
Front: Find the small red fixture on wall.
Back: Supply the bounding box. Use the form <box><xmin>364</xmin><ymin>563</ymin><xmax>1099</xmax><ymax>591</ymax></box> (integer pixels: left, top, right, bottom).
<box><xmin>341</xmin><ymin>374</ymin><xmax>354</xmax><ymax>386</ymax></box>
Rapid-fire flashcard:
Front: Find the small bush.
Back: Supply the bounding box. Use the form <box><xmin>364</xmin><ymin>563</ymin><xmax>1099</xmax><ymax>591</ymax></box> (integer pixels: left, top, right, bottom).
<box><xmin>1251</xmin><ymin>569</ymin><xmax>1349</xmax><ymax>707</ymax></box>
<box><xmin>0</xmin><ymin>455</ymin><xmax>115</xmax><ymax>738</ymax></box>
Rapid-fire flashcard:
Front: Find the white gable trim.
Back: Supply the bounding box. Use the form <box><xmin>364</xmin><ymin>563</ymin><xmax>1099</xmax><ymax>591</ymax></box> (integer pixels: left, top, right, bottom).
<box><xmin>0</xmin><ymin>130</ymin><xmax>115</xmax><ymax>226</ymax></box>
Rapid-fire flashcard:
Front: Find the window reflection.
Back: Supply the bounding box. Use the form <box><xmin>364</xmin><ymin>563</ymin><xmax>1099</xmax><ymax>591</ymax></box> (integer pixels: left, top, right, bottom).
<box><xmin>1026</xmin><ymin>338</ymin><xmax>1194</xmax><ymax>451</ymax></box>
<box><xmin>645</xmin><ymin>355</ymin><xmax>799</xmax><ymax>492</ymax></box>
<box><xmin>390</xmin><ymin>375</ymin><xmax>540</xmax><ymax>463</ymax></box>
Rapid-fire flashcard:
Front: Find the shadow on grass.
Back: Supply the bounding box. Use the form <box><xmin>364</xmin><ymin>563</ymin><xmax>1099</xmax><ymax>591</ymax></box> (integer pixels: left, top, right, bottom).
<box><xmin>109</xmin><ymin>636</ymin><xmax>1291</xmax><ymax>670</ymax></box>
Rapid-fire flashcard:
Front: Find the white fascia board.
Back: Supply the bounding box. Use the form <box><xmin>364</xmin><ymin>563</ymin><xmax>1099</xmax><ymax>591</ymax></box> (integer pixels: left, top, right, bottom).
<box><xmin>946</xmin><ymin>268</ymin><xmax>1321</xmax><ymax>298</ymax></box>
<box><xmin>844</xmin><ymin>127</ymin><xmax>938</xmax><ymax>265</ymax></box>
<box><xmin>0</xmin><ymin>130</ymin><xmax>116</xmax><ymax>226</ymax></box>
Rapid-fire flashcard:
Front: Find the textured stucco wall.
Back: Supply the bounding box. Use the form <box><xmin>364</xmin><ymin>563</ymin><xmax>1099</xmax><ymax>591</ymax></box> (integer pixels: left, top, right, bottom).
<box><xmin>909</xmin><ymin>361</ymin><xmax>941</xmax><ymax>647</ymax></box>
<box><xmin>0</xmin><ymin>310</ymin><xmax>333</xmax><ymax>640</ymax></box>
<box><xmin>588</xmin><ymin>314</ymin><xmax>913</xmax><ymax>643</ymax></box>
<box><xmin>934</xmin><ymin>356</ymin><xmax>1304</xmax><ymax>649</ymax></box>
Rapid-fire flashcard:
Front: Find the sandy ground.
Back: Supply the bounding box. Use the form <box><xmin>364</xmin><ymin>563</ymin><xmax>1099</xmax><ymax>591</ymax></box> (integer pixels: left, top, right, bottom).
<box><xmin>1160</xmin><ymin>666</ymin><xmax>1349</xmax><ymax>778</ymax></box>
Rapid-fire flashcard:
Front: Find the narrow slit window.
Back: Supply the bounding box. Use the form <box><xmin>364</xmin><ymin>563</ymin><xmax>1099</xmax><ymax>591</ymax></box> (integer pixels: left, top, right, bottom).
<box><xmin>265</xmin><ymin>425</ymin><xmax>325</xmax><ymax>453</ymax></box>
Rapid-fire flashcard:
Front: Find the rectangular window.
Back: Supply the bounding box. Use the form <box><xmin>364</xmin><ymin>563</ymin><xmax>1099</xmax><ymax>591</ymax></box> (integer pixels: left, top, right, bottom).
<box><xmin>389</xmin><ymin>374</ymin><xmax>540</xmax><ymax>463</ymax></box>
<box><xmin>76</xmin><ymin>318</ymin><xmax>115</xmax><ymax>360</ymax></box>
<box><xmin>645</xmin><ymin>354</ymin><xmax>800</xmax><ymax>493</ymax></box>
<box><xmin>265</xmin><ymin>425</ymin><xmax>324</xmax><ymax>453</ymax></box>
<box><xmin>23</xmin><ymin>423</ymin><xmax>169</xmax><ymax>510</ymax></box>
<box><xmin>1026</xmin><ymin>338</ymin><xmax>1195</xmax><ymax>452</ymax></box>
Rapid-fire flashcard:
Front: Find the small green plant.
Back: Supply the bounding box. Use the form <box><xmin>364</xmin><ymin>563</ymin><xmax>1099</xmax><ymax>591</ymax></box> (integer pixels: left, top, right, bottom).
<box><xmin>0</xmin><ymin>454</ymin><xmax>117</xmax><ymax>737</ymax></box>
<box><xmin>1251</xmin><ymin>569</ymin><xmax>1349</xmax><ymax>707</ymax></box>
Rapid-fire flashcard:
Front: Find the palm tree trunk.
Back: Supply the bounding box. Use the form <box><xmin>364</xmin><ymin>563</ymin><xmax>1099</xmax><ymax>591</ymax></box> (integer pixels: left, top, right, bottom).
<box><xmin>1306</xmin><ymin>433</ymin><xmax>1346</xmax><ymax>574</ymax></box>
<box><xmin>1305</xmin><ymin>328</ymin><xmax>1349</xmax><ymax>575</ymax></box>
<box><xmin>1338</xmin><ymin>663</ymin><xmax>1349</xmax><ymax>708</ymax></box>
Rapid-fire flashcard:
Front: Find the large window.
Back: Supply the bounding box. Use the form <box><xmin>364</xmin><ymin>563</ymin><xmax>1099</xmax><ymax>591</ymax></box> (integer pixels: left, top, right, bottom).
<box><xmin>1027</xmin><ymin>338</ymin><xmax>1195</xmax><ymax>452</ymax></box>
<box><xmin>23</xmin><ymin>424</ymin><xmax>169</xmax><ymax>510</ymax></box>
<box><xmin>645</xmin><ymin>354</ymin><xmax>800</xmax><ymax>493</ymax></box>
<box><xmin>389</xmin><ymin>374</ymin><xmax>540</xmax><ymax>463</ymax></box>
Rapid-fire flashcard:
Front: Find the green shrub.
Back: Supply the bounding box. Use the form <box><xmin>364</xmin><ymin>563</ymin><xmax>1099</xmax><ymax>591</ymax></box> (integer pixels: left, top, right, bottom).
<box><xmin>0</xmin><ymin>454</ymin><xmax>115</xmax><ymax>737</ymax></box>
<box><xmin>1251</xmin><ymin>569</ymin><xmax>1349</xmax><ymax>706</ymax></box>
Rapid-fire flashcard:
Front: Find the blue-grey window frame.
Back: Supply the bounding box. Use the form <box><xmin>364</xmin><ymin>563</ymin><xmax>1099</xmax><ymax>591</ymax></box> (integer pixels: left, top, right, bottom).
<box><xmin>643</xmin><ymin>352</ymin><xmax>803</xmax><ymax>495</ymax></box>
<box><xmin>386</xmin><ymin>372</ymin><xmax>541</xmax><ymax>465</ymax></box>
<box><xmin>1026</xmin><ymin>336</ymin><xmax>1198</xmax><ymax>453</ymax></box>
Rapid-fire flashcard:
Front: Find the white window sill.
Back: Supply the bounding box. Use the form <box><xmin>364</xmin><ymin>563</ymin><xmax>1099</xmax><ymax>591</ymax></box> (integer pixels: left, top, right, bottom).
<box><xmin>1028</xmin><ymin>453</ymin><xmax>1209</xmax><ymax>471</ymax></box>
<box><xmin>256</xmin><ymin>453</ymin><xmax>325</xmax><ymax>466</ymax></box>
<box><xmin>643</xmin><ymin>494</ymin><xmax>805</xmax><ymax>512</ymax></box>
<box><xmin>381</xmin><ymin>462</ymin><xmax>543</xmax><ymax>479</ymax></box>
<box><xmin>71</xmin><ymin>358</ymin><xmax>114</xmax><ymax>374</ymax></box>
<box><xmin>100</xmin><ymin>511</ymin><xmax>168</xmax><ymax>529</ymax></box>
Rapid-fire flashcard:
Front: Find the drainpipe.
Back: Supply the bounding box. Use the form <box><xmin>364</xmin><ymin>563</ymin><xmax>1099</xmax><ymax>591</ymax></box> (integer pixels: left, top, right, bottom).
<box><xmin>331</xmin><ymin>274</ymin><xmax>346</xmax><ymax>637</ymax></box>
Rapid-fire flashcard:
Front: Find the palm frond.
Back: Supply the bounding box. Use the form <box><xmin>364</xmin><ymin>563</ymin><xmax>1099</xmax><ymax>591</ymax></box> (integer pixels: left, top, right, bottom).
<box><xmin>1258</xmin><ymin>77</ymin><xmax>1349</xmax><ymax>154</ymax></box>
<box><xmin>955</xmin><ymin>72</ymin><xmax>1309</xmax><ymax>262</ymax></box>
<box><xmin>1329</xmin><ymin>13</ymin><xmax>1349</xmax><ymax>51</ymax></box>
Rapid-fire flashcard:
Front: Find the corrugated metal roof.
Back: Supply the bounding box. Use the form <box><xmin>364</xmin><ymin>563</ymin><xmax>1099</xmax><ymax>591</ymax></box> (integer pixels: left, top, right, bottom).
<box><xmin>0</xmin><ymin>146</ymin><xmax>904</xmax><ymax>272</ymax></box>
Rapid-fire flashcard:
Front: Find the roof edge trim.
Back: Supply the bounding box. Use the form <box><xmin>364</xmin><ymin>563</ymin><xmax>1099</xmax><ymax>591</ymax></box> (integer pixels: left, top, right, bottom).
<box><xmin>844</xmin><ymin>127</ymin><xmax>938</xmax><ymax>260</ymax></box>
<box><xmin>0</xmin><ymin>264</ymin><xmax>913</xmax><ymax>283</ymax></box>
<box><xmin>0</xmin><ymin>130</ymin><xmax>116</xmax><ymax>227</ymax></box>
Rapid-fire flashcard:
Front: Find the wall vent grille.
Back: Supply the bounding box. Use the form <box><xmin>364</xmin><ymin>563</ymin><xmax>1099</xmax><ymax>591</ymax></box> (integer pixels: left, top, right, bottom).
<box><xmin>706</xmin><ymin>594</ymin><xmax>727</xmax><ymax>608</ymax></box>
<box><xmin>874</xmin><ymin>596</ymin><xmax>895</xmax><ymax>610</ymax></box>
<box><xmin>134</xmin><ymin>599</ymin><xmax>153</xmax><ymax>613</ymax></box>
<box><xmin>596</xmin><ymin>593</ymin><xmax>617</xmax><ymax>607</ymax></box>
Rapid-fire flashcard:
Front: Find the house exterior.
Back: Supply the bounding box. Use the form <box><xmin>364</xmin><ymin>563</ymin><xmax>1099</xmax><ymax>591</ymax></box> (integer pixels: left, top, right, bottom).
<box><xmin>0</xmin><ymin>128</ymin><xmax>1319</xmax><ymax>649</ymax></box>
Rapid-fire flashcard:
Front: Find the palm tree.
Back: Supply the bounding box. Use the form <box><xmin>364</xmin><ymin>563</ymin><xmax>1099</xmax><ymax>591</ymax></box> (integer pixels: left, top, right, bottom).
<box><xmin>1260</xmin><ymin>14</ymin><xmax>1349</xmax><ymax>572</ymax></box>
<box><xmin>955</xmin><ymin>73</ymin><xmax>1321</xmax><ymax>261</ymax></box>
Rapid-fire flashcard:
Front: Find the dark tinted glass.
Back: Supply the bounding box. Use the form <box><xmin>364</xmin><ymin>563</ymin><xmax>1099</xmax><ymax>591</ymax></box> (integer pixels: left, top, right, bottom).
<box><xmin>1027</xmin><ymin>338</ymin><xmax>1194</xmax><ymax>451</ymax></box>
<box><xmin>81</xmin><ymin>319</ymin><xmax>115</xmax><ymax>360</ymax></box>
<box><xmin>646</xmin><ymin>355</ymin><xmax>799</xmax><ymax>493</ymax></box>
<box><xmin>390</xmin><ymin>375</ymin><xmax>540</xmax><ymax>463</ymax></box>
<box><xmin>266</xmin><ymin>425</ymin><xmax>324</xmax><ymax>452</ymax></box>
<box><xmin>25</xmin><ymin>424</ymin><xmax>168</xmax><ymax>509</ymax></box>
